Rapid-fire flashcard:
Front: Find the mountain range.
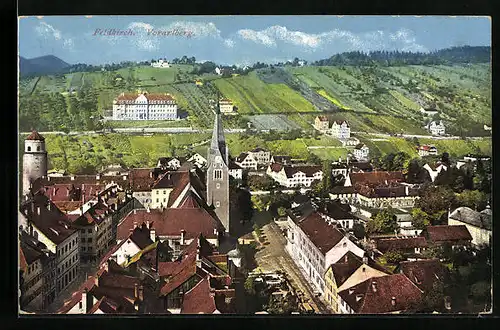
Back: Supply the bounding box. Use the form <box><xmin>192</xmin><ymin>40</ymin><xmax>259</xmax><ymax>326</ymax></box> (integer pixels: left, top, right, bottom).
<box><xmin>19</xmin><ymin>55</ymin><xmax>71</xmax><ymax>77</ymax></box>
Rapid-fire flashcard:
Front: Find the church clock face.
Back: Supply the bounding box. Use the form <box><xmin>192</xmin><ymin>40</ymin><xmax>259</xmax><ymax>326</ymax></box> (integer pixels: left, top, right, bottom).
<box><xmin>215</xmin><ymin>155</ymin><xmax>222</xmax><ymax>163</ymax></box>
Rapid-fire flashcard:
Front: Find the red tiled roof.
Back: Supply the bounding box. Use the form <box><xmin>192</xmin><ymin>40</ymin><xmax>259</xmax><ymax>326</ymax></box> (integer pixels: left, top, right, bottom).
<box><xmin>117</xmin><ymin>208</ymin><xmax>220</xmax><ymax>242</ymax></box>
<box><xmin>181</xmin><ymin>277</ymin><xmax>217</xmax><ymax>314</ymax></box>
<box><xmin>376</xmin><ymin>237</ymin><xmax>428</xmax><ymax>252</ymax></box>
<box><xmin>269</xmin><ymin>163</ymin><xmax>283</xmax><ymax>173</ymax></box>
<box><xmin>297</xmin><ymin>212</ymin><xmax>345</xmax><ymax>254</ymax></box>
<box><xmin>53</xmin><ymin>201</ymin><xmax>83</xmax><ymax>213</ymax></box>
<box><xmin>398</xmin><ymin>259</ymin><xmax>448</xmax><ymax>291</ymax></box>
<box><xmin>20</xmin><ymin>193</ymin><xmax>77</xmax><ymax>245</ymax></box>
<box><xmin>116</xmin><ymin>93</ymin><xmax>175</xmax><ymax>103</ymax></box>
<box><xmin>316</xmin><ymin>115</ymin><xmax>329</xmax><ymax>122</ymax></box>
<box><xmin>87</xmin><ymin>297</ymin><xmax>106</xmax><ymax>314</ymax></box>
<box><xmin>350</xmin><ymin>171</ymin><xmax>404</xmax><ymax>186</ymax></box>
<box><xmin>19</xmin><ymin>245</ymin><xmax>28</xmax><ymax>272</ymax></box>
<box><xmin>423</xmin><ymin>225</ymin><xmax>472</xmax><ymax>243</ymax></box>
<box><xmin>159</xmin><ymin>241</ymin><xmax>198</xmax><ymax>296</ymax></box>
<box><xmin>328</xmin><ymin>251</ymin><xmax>363</xmax><ymax>286</ymax></box>
<box><xmin>25</xmin><ymin>130</ymin><xmax>45</xmax><ymax>141</ymax></box>
<box><xmin>338</xmin><ymin>274</ymin><xmax>423</xmax><ymax>313</ymax></box>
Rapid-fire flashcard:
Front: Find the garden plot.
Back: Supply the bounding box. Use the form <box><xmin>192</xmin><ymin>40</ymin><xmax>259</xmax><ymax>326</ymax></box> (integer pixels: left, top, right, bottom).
<box><xmin>248</xmin><ymin>114</ymin><xmax>300</xmax><ymax>131</ymax></box>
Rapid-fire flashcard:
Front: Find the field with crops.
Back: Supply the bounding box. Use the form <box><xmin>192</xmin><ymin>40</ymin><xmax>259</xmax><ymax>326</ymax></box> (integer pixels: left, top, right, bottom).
<box><xmin>247</xmin><ymin>114</ymin><xmax>300</xmax><ymax>131</ymax></box>
<box><xmin>19</xmin><ymin>61</ymin><xmax>491</xmax><ymax>138</ymax></box>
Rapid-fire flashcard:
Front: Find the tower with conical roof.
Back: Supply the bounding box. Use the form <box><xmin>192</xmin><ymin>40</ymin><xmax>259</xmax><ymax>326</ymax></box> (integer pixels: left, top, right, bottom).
<box><xmin>206</xmin><ymin>95</ymin><xmax>230</xmax><ymax>233</ymax></box>
<box><xmin>22</xmin><ymin>130</ymin><xmax>47</xmax><ymax>196</ymax></box>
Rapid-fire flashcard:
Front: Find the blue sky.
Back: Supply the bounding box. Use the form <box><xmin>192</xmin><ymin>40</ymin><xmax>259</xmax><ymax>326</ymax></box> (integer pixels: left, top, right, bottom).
<box><xmin>18</xmin><ymin>16</ymin><xmax>491</xmax><ymax>66</ymax></box>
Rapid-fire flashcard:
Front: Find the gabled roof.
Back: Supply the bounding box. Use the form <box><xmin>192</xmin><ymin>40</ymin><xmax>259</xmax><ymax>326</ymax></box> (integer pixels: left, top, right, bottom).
<box><xmin>328</xmin><ymin>251</ymin><xmax>363</xmax><ymax>286</ymax></box>
<box><xmin>297</xmin><ymin>212</ymin><xmax>345</xmax><ymax>254</ymax></box>
<box><xmin>129</xmin><ymin>224</ymin><xmax>154</xmax><ymax>250</ymax></box>
<box><xmin>332</xmin><ymin>120</ymin><xmax>349</xmax><ymax>127</ymax></box>
<box><xmin>338</xmin><ymin>274</ymin><xmax>422</xmax><ymax>313</ymax></box>
<box><xmin>317</xmin><ymin>200</ymin><xmax>353</xmax><ymax>220</ymax></box>
<box><xmin>25</xmin><ymin>130</ymin><xmax>45</xmax><ymax>141</ymax></box>
<box><xmin>181</xmin><ymin>276</ymin><xmax>217</xmax><ymax>314</ymax></box>
<box><xmin>152</xmin><ymin>170</ymin><xmax>188</xmax><ymax>190</ymax></box>
<box><xmin>283</xmin><ymin>165</ymin><xmax>322</xmax><ymax>178</ymax></box>
<box><xmin>117</xmin><ymin>207</ymin><xmax>221</xmax><ymax>241</ymax></box>
<box><xmin>354</xmin><ymin>143</ymin><xmax>368</xmax><ymax>150</ymax></box>
<box><xmin>398</xmin><ymin>259</ymin><xmax>448</xmax><ymax>291</ymax></box>
<box><xmin>376</xmin><ymin>237</ymin><xmax>428</xmax><ymax>252</ymax></box>
<box><xmin>350</xmin><ymin>171</ymin><xmax>404</xmax><ymax>186</ymax></box>
<box><xmin>272</xmin><ymin>156</ymin><xmax>292</xmax><ymax>164</ymax></box>
<box><xmin>19</xmin><ymin>193</ymin><xmax>77</xmax><ymax>245</ymax></box>
<box><xmin>268</xmin><ymin>163</ymin><xmax>283</xmax><ymax>173</ymax></box>
<box><xmin>235</xmin><ymin>153</ymin><xmax>251</xmax><ymax>163</ymax></box>
<box><xmin>316</xmin><ymin>115</ymin><xmax>329</xmax><ymax>122</ymax></box>
<box><xmin>449</xmin><ymin>207</ymin><xmax>492</xmax><ymax>231</ymax></box>
<box><xmin>250</xmin><ymin>147</ymin><xmax>267</xmax><ymax>153</ymax></box>
<box><xmin>423</xmin><ymin>225</ymin><xmax>472</xmax><ymax>243</ymax></box>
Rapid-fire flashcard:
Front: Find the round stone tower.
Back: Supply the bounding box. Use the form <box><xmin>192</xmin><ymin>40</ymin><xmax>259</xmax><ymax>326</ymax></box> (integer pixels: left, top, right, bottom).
<box><xmin>22</xmin><ymin>130</ymin><xmax>47</xmax><ymax>195</ymax></box>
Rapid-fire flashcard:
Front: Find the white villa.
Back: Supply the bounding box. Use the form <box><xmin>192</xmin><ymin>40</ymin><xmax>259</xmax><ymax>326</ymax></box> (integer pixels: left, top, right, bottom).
<box><xmin>329</xmin><ymin>120</ymin><xmax>351</xmax><ymax>140</ymax></box>
<box><xmin>426</xmin><ymin>121</ymin><xmax>445</xmax><ymax>136</ymax></box>
<box><xmin>151</xmin><ymin>59</ymin><xmax>170</xmax><ymax>68</ymax></box>
<box><xmin>352</xmin><ymin>144</ymin><xmax>369</xmax><ymax>161</ymax></box>
<box><xmin>266</xmin><ymin>164</ymin><xmax>322</xmax><ymax>188</ymax></box>
<box><xmin>112</xmin><ymin>92</ymin><xmax>178</xmax><ymax>121</ymax></box>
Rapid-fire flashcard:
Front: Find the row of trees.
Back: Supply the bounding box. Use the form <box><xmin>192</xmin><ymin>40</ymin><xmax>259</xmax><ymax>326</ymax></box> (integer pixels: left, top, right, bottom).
<box><xmin>19</xmin><ymin>87</ymin><xmax>102</xmax><ymax>132</ymax></box>
<box><xmin>312</xmin><ymin>46</ymin><xmax>490</xmax><ymax>67</ymax></box>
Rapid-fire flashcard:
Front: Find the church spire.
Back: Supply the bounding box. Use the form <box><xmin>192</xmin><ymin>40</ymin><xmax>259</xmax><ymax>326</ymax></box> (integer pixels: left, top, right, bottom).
<box><xmin>210</xmin><ymin>91</ymin><xmax>228</xmax><ymax>164</ymax></box>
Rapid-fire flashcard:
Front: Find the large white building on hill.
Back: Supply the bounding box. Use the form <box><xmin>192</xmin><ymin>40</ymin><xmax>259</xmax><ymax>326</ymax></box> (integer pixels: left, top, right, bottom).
<box><xmin>112</xmin><ymin>92</ymin><xmax>178</xmax><ymax>120</ymax></box>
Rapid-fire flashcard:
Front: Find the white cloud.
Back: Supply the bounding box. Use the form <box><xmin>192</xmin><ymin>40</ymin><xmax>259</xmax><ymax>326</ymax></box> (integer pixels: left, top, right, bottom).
<box><xmin>35</xmin><ymin>21</ymin><xmax>76</xmax><ymax>51</ymax></box>
<box><xmin>35</xmin><ymin>22</ymin><xmax>62</xmax><ymax>40</ymax></box>
<box><xmin>236</xmin><ymin>25</ymin><xmax>428</xmax><ymax>53</ymax></box>
<box><xmin>238</xmin><ymin>29</ymin><xmax>276</xmax><ymax>47</ymax></box>
<box><xmin>223</xmin><ymin>39</ymin><xmax>235</xmax><ymax>48</ymax></box>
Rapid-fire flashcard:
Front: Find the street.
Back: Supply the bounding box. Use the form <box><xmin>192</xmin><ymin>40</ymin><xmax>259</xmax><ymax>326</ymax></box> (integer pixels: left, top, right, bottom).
<box><xmin>253</xmin><ymin>221</ymin><xmax>330</xmax><ymax>314</ymax></box>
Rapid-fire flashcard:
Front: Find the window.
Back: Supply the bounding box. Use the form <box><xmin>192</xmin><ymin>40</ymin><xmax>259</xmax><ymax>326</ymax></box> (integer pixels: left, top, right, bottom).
<box><xmin>216</xmin><ymin>201</ymin><xmax>220</xmax><ymax>207</ymax></box>
<box><xmin>216</xmin><ymin>183</ymin><xmax>220</xmax><ymax>189</ymax></box>
<box><xmin>79</xmin><ymin>301</ymin><xmax>83</xmax><ymax>309</ymax></box>
<box><xmin>163</xmin><ymin>198</ymin><xmax>166</xmax><ymax>203</ymax></box>
<box><xmin>37</xmin><ymin>146</ymin><xmax>40</xmax><ymax>151</ymax></box>
<box><xmin>156</xmin><ymin>198</ymin><xmax>159</xmax><ymax>203</ymax></box>
<box><xmin>88</xmin><ymin>229</ymin><xmax>92</xmax><ymax>234</ymax></box>
<box><xmin>163</xmin><ymin>190</ymin><xmax>166</xmax><ymax>195</ymax></box>
<box><xmin>214</xmin><ymin>169</ymin><xmax>223</xmax><ymax>180</ymax></box>
<box><xmin>27</xmin><ymin>146</ymin><xmax>31</xmax><ymax>152</ymax></box>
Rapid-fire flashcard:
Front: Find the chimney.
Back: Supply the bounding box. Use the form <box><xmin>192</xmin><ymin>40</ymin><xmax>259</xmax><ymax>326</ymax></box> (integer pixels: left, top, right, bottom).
<box><xmin>150</xmin><ymin>228</ymin><xmax>156</xmax><ymax>242</ymax></box>
<box><xmin>149</xmin><ymin>171</ymin><xmax>153</xmax><ymax>178</ymax></box>
<box><xmin>146</xmin><ymin>220</ymin><xmax>150</xmax><ymax>228</ymax></box>
<box><xmin>146</xmin><ymin>206</ymin><xmax>150</xmax><ymax>213</ymax></box>
<box><xmin>80</xmin><ymin>207</ymin><xmax>84</xmax><ymax>216</ymax></box>
<box><xmin>37</xmin><ymin>207</ymin><xmax>40</xmax><ymax>215</ymax></box>
<box><xmin>71</xmin><ymin>176</ymin><xmax>75</xmax><ymax>181</ymax></box>
<box><xmin>114</xmin><ymin>203</ymin><xmax>118</xmax><ymax>211</ymax></box>
<box><xmin>123</xmin><ymin>175</ymin><xmax>127</xmax><ymax>181</ymax></box>
<box><xmin>344</xmin><ymin>254</ymin><xmax>348</xmax><ymax>263</ymax></box>
<box><xmin>133</xmin><ymin>221</ymin><xmax>137</xmax><ymax>229</ymax></box>
<box><xmin>134</xmin><ymin>283</ymin><xmax>139</xmax><ymax>301</ymax></box>
<box><xmin>372</xmin><ymin>281</ymin><xmax>377</xmax><ymax>293</ymax></box>
<box><xmin>405</xmin><ymin>186</ymin><xmax>409</xmax><ymax>196</ymax></box>
<box><xmin>134</xmin><ymin>209</ymin><xmax>137</xmax><ymax>215</ymax></box>
<box><xmin>180</xmin><ymin>230</ymin><xmax>186</xmax><ymax>245</ymax></box>
<box><xmin>81</xmin><ymin>289</ymin><xmax>88</xmax><ymax>312</ymax></box>
<box><xmin>47</xmin><ymin>203</ymin><xmax>51</xmax><ymax>211</ymax></box>
<box><xmin>103</xmin><ymin>260</ymin><xmax>109</xmax><ymax>273</ymax></box>
<box><xmin>391</xmin><ymin>297</ymin><xmax>396</xmax><ymax>306</ymax></box>
<box><xmin>138</xmin><ymin>285</ymin><xmax>144</xmax><ymax>302</ymax></box>
<box><xmin>362</xmin><ymin>256</ymin><xmax>368</xmax><ymax>264</ymax></box>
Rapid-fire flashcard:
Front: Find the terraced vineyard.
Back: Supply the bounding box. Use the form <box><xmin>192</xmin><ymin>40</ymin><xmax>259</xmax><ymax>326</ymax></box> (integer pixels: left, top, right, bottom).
<box><xmin>248</xmin><ymin>114</ymin><xmax>300</xmax><ymax>131</ymax></box>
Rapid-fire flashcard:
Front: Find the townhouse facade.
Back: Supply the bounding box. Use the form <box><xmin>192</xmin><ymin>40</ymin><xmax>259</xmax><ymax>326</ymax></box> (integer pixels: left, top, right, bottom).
<box><xmin>329</xmin><ymin>121</ymin><xmax>350</xmax><ymax>140</ymax></box>
<box><xmin>427</xmin><ymin>121</ymin><xmax>446</xmax><ymax>136</ymax></box>
<box><xmin>286</xmin><ymin>210</ymin><xmax>365</xmax><ymax>295</ymax></box>
<box><xmin>314</xmin><ymin>116</ymin><xmax>330</xmax><ymax>133</ymax></box>
<box><xmin>247</xmin><ymin>148</ymin><xmax>271</xmax><ymax>165</ymax></box>
<box><xmin>352</xmin><ymin>144</ymin><xmax>369</xmax><ymax>161</ymax></box>
<box><xmin>235</xmin><ymin>153</ymin><xmax>258</xmax><ymax>170</ymax></box>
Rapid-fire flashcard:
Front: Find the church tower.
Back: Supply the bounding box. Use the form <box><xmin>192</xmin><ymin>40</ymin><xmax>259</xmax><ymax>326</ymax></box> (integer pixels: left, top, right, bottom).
<box><xmin>206</xmin><ymin>97</ymin><xmax>230</xmax><ymax>233</ymax></box>
<box><xmin>22</xmin><ymin>130</ymin><xmax>47</xmax><ymax>196</ymax></box>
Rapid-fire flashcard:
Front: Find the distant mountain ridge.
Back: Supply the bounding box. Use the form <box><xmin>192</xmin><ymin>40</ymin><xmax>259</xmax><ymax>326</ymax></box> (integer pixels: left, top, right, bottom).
<box><xmin>19</xmin><ymin>55</ymin><xmax>71</xmax><ymax>77</ymax></box>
